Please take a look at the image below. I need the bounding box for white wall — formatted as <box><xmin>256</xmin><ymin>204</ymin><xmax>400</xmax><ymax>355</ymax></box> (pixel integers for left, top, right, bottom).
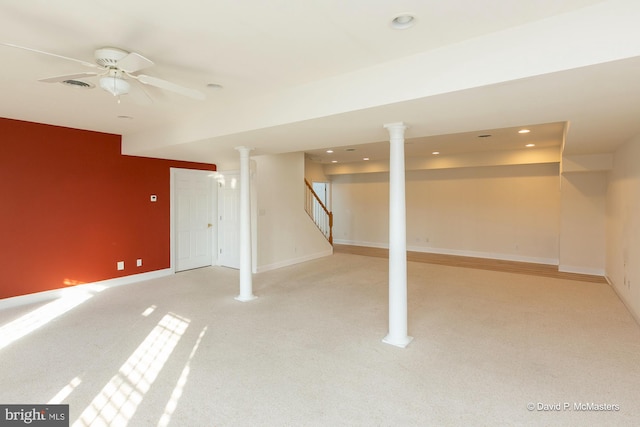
<box><xmin>332</xmin><ymin>172</ymin><xmax>390</xmax><ymax>247</ymax></box>
<box><xmin>606</xmin><ymin>134</ymin><xmax>640</xmax><ymax>321</ymax></box>
<box><xmin>304</xmin><ymin>158</ymin><xmax>329</xmax><ymax>183</ymax></box>
<box><xmin>558</xmin><ymin>172</ymin><xmax>607</xmax><ymax>275</ymax></box>
<box><xmin>332</xmin><ymin>163</ymin><xmax>561</xmax><ymax>264</ymax></box>
<box><xmin>254</xmin><ymin>152</ymin><xmax>333</xmax><ymax>272</ymax></box>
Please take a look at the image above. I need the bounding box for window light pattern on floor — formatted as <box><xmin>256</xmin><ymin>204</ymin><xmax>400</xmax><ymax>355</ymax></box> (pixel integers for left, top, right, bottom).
<box><xmin>0</xmin><ymin>287</ymin><xmax>100</xmax><ymax>351</ymax></box>
<box><xmin>158</xmin><ymin>326</ymin><xmax>208</xmax><ymax>427</ymax></box>
<box><xmin>48</xmin><ymin>376</ymin><xmax>82</xmax><ymax>404</ymax></box>
<box><xmin>73</xmin><ymin>313</ymin><xmax>190</xmax><ymax>427</ymax></box>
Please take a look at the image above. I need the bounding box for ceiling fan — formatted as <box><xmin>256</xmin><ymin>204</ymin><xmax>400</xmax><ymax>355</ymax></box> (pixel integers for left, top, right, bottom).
<box><xmin>2</xmin><ymin>43</ymin><xmax>205</xmax><ymax>101</ymax></box>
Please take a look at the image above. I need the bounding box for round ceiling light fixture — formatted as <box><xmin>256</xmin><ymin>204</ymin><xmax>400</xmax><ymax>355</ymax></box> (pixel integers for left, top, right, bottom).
<box><xmin>391</xmin><ymin>14</ymin><xmax>415</xmax><ymax>30</ymax></box>
<box><xmin>99</xmin><ymin>76</ymin><xmax>130</xmax><ymax>96</ymax></box>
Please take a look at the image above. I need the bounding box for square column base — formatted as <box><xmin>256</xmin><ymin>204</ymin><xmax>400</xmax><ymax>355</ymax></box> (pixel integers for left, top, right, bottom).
<box><xmin>235</xmin><ymin>295</ymin><xmax>258</xmax><ymax>302</ymax></box>
<box><xmin>382</xmin><ymin>335</ymin><xmax>413</xmax><ymax>348</ymax></box>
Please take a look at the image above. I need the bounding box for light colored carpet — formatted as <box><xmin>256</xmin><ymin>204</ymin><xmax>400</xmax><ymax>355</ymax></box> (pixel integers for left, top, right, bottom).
<box><xmin>1</xmin><ymin>252</ymin><xmax>639</xmax><ymax>426</ymax></box>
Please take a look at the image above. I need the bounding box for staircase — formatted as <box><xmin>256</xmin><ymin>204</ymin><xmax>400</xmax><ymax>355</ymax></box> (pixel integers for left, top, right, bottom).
<box><xmin>304</xmin><ymin>179</ymin><xmax>333</xmax><ymax>244</ymax></box>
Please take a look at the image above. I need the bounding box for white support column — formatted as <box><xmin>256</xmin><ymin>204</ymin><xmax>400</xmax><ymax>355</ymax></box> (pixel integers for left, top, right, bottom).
<box><xmin>382</xmin><ymin>122</ymin><xmax>413</xmax><ymax>348</ymax></box>
<box><xmin>235</xmin><ymin>146</ymin><xmax>257</xmax><ymax>302</ymax></box>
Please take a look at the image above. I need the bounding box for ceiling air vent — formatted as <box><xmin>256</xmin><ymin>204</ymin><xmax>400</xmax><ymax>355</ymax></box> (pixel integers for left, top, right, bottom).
<box><xmin>61</xmin><ymin>79</ymin><xmax>94</xmax><ymax>89</ymax></box>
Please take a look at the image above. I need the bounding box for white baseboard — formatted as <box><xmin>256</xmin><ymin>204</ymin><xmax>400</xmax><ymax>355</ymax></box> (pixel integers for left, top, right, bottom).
<box><xmin>334</xmin><ymin>240</ymin><xmax>558</xmax><ymax>265</ymax></box>
<box><xmin>558</xmin><ymin>265</ymin><xmax>605</xmax><ymax>276</ymax></box>
<box><xmin>606</xmin><ymin>275</ymin><xmax>640</xmax><ymax>327</ymax></box>
<box><xmin>334</xmin><ymin>239</ymin><xmax>388</xmax><ymax>249</ymax></box>
<box><xmin>0</xmin><ymin>269</ymin><xmax>173</xmax><ymax>310</ymax></box>
<box><xmin>407</xmin><ymin>245</ymin><xmax>559</xmax><ymax>265</ymax></box>
<box><xmin>256</xmin><ymin>249</ymin><xmax>333</xmax><ymax>273</ymax></box>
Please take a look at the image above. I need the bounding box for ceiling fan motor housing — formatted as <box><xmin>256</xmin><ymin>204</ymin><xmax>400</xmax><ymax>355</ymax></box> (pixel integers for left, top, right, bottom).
<box><xmin>94</xmin><ymin>47</ymin><xmax>128</xmax><ymax>68</ymax></box>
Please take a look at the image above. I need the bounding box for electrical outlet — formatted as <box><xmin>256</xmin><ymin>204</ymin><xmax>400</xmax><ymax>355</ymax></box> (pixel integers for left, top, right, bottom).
<box><xmin>137</xmin><ymin>259</ymin><xmax>143</xmax><ymax>267</ymax></box>
<box><xmin>117</xmin><ymin>261</ymin><xmax>125</xmax><ymax>271</ymax></box>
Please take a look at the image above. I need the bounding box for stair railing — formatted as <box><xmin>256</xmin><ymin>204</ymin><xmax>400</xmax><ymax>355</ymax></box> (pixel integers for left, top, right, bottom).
<box><xmin>304</xmin><ymin>179</ymin><xmax>333</xmax><ymax>245</ymax></box>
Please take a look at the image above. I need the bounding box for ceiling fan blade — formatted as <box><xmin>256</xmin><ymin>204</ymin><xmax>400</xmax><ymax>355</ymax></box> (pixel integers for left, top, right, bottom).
<box><xmin>129</xmin><ymin>80</ymin><xmax>156</xmax><ymax>105</ymax></box>
<box><xmin>136</xmin><ymin>74</ymin><xmax>205</xmax><ymax>100</ymax></box>
<box><xmin>117</xmin><ymin>52</ymin><xmax>154</xmax><ymax>73</ymax></box>
<box><xmin>39</xmin><ymin>72</ymin><xmax>100</xmax><ymax>83</ymax></box>
<box><xmin>2</xmin><ymin>43</ymin><xmax>99</xmax><ymax>69</ymax></box>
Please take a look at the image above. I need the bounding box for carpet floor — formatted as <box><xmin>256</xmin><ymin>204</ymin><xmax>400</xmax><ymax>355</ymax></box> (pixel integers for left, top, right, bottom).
<box><xmin>1</xmin><ymin>252</ymin><xmax>639</xmax><ymax>426</ymax></box>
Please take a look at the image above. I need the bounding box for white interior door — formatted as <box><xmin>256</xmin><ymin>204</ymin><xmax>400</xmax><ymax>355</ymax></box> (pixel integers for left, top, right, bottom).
<box><xmin>312</xmin><ymin>182</ymin><xmax>328</xmax><ymax>207</ymax></box>
<box><xmin>175</xmin><ymin>169</ymin><xmax>213</xmax><ymax>272</ymax></box>
<box><xmin>217</xmin><ymin>172</ymin><xmax>240</xmax><ymax>269</ymax></box>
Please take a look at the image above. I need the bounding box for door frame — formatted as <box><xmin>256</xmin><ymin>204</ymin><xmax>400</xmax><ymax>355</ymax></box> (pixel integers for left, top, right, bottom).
<box><xmin>312</xmin><ymin>181</ymin><xmax>330</xmax><ymax>210</ymax></box>
<box><xmin>215</xmin><ymin>170</ymin><xmax>241</xmax><ymax>269</ymax></box>
<box><xmin>170</xmin><ymin>168</ymin><xmax>218</xmax><ymax>273</ymax></box>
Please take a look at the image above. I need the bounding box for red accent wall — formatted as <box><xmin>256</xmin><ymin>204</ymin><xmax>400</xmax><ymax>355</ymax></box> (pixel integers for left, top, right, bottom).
<box><xmin>0</xmin><ymin>117</ymin><xmax>216</xmax><ymax>299</ymax></box>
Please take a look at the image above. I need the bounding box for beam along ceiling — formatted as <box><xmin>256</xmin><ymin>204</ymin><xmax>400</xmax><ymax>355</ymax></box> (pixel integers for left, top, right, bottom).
<box><xmin>2</xmin><ymin>0</ymin><xmax>640</xmax><ymax>168</ymax></box>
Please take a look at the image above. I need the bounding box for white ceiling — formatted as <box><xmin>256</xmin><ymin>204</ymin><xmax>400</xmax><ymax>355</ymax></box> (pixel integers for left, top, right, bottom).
<box><xmin>2</xmin><ymin>0</ymin><xmax>640</xmax><ymax>168</ymax></box>
<box><xmin>306</xmin><ymin>122</ymin><xmax>565</xmax><ymax>164</ymax></box>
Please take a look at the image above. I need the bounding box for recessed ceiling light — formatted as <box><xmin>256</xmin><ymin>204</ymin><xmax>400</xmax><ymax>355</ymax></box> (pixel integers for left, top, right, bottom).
<box><xmin>526</xmin><ymin>143</ymin><xmax>535</xmax><ymax>147</ymax></box>
<box><xmin>432</xmin><ymin>151</ymin><xmax>440</xmax><ymax>155</ymax></box>
<box><xmin>391</xmin><ymin>14</ymin><xmax>416</xmax><ymax>30</ymax></box>
<box><xmin>363</xmin><ymin>157</ymin><xmax>370</xmax><ymax>161</ymax></box>
<box><xmin>326</xmin><ymin>150</ymin><xmax>334</xmax><ymax>153</ymax></box>
<box><xmin>331</xmin><ymin>160</ymin><xmax>338</xmax><ymax>163</ymax></box>
<box><xmin>518</xmin><ymin>129</ymin><xmax>531</xmax><ymax>134</ymax></box>
<box><xmin>478</xmin><ymin>134</ymin><xmax>492</xmax><ymax>138</ymax></box>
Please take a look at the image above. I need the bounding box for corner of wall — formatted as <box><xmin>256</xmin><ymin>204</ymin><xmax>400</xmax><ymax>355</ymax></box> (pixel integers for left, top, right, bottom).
<box><xmin>605</xmin><ymin>133</ymin><xmax>640</xmax><ymax>324</ymax></box>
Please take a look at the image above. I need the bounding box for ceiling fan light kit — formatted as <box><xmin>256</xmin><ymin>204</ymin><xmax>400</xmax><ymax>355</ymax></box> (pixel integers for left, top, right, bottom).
<box><xmin>99</xmin><ymin>75</ymin><xmax>130</xmax><ymax>96</ymax></box>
